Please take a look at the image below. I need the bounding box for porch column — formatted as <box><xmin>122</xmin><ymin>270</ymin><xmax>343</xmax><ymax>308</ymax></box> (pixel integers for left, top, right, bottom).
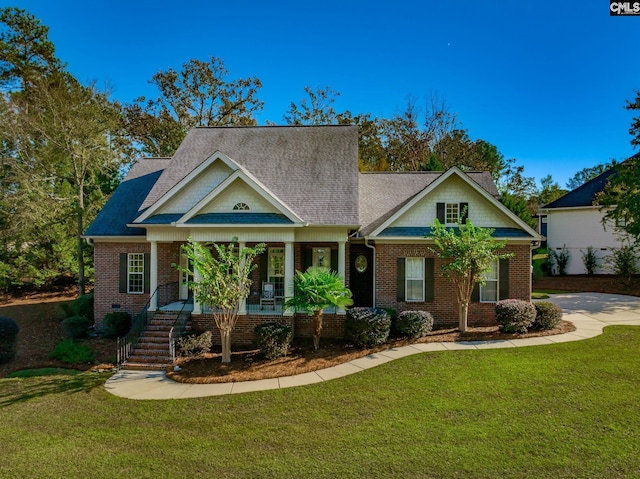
<box><xmin>239</xmin><ymin>241</ymin><xmax>247</xmax><ymax>315</ymax></box>
<box><xmin>337</xmin><ymin>240</ymin><xmax>346</xmax><ymax>314</ymax></box>
<box><xmin>192</xmin><ymin>243</ymin><xmax>203</xmax><ymax>315</ymax></box>
<box><xmin>149</xmin><ymin>241</ymin><xmax>158</xmax><ymax>311</ymax></box>
<box><xmin>284</xmin><ymin>241</ymin><xmax>294</xmax><ymax>316</ymax></box>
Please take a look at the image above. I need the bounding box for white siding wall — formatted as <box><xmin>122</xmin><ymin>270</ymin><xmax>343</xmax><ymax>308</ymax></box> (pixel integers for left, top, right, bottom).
<box><xmin>161</xmin><ymin>162</ymin><xmax>232</xmax><ymax>214</ymax></box>
<box><xmin>546</xmin><ymin>208</ymin><xmax>629</xmax><ymax>274</ymax></box>
<box><xmin>391</xmin><ymin>176</ymin><xmax>517</xmax><ymax>229</ymax></box>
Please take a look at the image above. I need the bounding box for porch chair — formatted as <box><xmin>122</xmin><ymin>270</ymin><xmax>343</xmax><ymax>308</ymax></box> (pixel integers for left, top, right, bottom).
<box><xmin>260</xmin><ymin>282</ymin><xmax>276</xmax><ymax>310</ymax></box>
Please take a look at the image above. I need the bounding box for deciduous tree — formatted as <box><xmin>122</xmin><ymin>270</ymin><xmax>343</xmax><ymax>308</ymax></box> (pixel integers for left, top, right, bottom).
<box><xmin>124</xmin><ymin>56</ymin><xmax>263</xmax><ymax>156</ymax></box>
<box><xmin>429</xmin><ymin>216</ymin><xmax>512</xmax><ymax>332</ymax></box>
<box><xmin>177</xmin><ymin>239</ymin><xmax>265</xmax><ymax>363</ymax></box>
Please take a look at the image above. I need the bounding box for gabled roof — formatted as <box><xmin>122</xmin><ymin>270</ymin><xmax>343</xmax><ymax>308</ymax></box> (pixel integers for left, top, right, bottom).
<box><xmin>543</xmin><ymin>153</ymin><xmax>639</xmax><ymax>209</ymax></box>
<box><xmin>84</xmin><ymin>158</ymin><xmax>169</xmax><ymax>237</ymax></box>
<box><xmin>140</xmin><ymin>125</ymin><xmax>359</xmax><ymax>226</ymax></box>
<box><xmin>358</xmin><ymin>168</ymin><xmax>508</xmax><ymax>237</ymax></box>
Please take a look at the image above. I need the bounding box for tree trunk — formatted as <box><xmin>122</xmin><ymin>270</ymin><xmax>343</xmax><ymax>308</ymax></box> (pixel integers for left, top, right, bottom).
<box><xmin>220</xmin><ymin>328</ymin><xmax>232</xmax><ymax>363</ymax></box>
<box><xmin>76</xmin><ymin>203</ymin><xmax>85</xmax><ymax>296</ymax></box>
<box><xmin>312</xmin><ymin>309</ymin><xmax>323</xmax><ymax>350</ymax></box>
<box><xmin>459</xmin><ymin>301</ymin><xmax>468</xmax><ymax>332</ymax></box>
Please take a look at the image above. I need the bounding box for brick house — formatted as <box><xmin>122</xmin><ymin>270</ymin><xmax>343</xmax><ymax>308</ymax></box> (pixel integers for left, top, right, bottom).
<box><xmin>85</xmin><ymin>125</ymin><xmax>540</xmax><ymax>344</ymax></box>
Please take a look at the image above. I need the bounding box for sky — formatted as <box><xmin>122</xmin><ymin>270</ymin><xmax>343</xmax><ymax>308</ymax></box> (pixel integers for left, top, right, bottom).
<box><xmin>4</xmin><ymin>0</ymin><xmax>640</xmax><ymax>188</ymax></box>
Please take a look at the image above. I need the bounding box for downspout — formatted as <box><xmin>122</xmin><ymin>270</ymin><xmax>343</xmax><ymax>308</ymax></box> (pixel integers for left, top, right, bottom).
<box><xmin>364</xmin><ymin>237</ymin><xmax>376</xmax><ymax>307</ymax></box>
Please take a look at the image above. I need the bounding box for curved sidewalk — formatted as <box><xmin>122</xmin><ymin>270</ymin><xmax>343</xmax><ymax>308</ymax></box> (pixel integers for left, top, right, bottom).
<box><xmin>104</xmin><ymin>292</ymin><xmax>640</xmax><ymax>400</ymax></box>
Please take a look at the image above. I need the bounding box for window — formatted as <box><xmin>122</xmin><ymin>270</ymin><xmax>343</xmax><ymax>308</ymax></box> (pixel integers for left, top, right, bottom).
<box><xmin>405</xmin><ymin>258</ymin><xmax>425</xmax><ymax>302</ymax></box>
<box><xmin>445</xmin><ymin>203</ymin><xmax>459</xmax><ymax>224</ymax></box>
<box><xmin>312</xmin><ymin>248</ymin><xmax>331</xmax><ymax>270</ymax></box>
<box><xmin>480</xmin><ymin>260</ymin><xmax>499</xmax><ymax>302</ymax></box>
<box><xmin>128</xmin><ymin>253</ymin><xmax>144</xmax><ymax>294</ymax></box>
<box><xmin>268</xmin><ymin>247</ymin><xmax>285</xmax><ymax>297</ymax></box>
<box><xmin>233</xmin><ymin>202</ymin><xmax>250</xmax><ymax>211</ymax></box>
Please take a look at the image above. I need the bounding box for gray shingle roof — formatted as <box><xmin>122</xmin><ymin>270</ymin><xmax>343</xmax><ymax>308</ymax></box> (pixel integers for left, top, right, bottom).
<box><xmin>84</xmin><ymin>159</ymin><xmax>169</xmax><ymax>236</ymax></box>
<box><xmin>378</xmin><ymin>226</ymin><xmax>533</xmax><ymax>238</ymax></box>
<box><xmin>141</xmin><ymin>125</ymin><xmax>359</xmax><ymax>226</ymax></box>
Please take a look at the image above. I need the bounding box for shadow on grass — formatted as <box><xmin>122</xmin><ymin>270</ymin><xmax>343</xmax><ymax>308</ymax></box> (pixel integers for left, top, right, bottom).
<box><xmin>0</xmin><ymin>371</ymin><xmax>111</xmax><ymax>407</ymax></box>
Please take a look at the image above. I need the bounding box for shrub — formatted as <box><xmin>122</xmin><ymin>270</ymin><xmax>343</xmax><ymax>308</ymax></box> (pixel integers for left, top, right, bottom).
<box><xmin>550</xmin><ymin>245</ymin><xmax>570</xmax><ymax>276</ymax></box>
<box><xmin>72</xmin><ymin>292</ymin><xmax>94</xmax><ymax>322</ymax></box>
<box><xmin>102</xmin><ymin>311</ymin><xmax>132</xmax><ymax>339</ymax></box>
<box><xmin>533</xmin><ymin>301</ymin><xmax>563</xmax><ymax>330</ymax></box>
<box><xmin>59</xmin><ymin>292</ymin><xmax>94</xmax><ymax>321</ymax></box>
<box><xmin>254</xmin><ymin>323</ymin><xmax>292</xmax><ymax>359</ymax></box>
<box><xmin>62</xmin><ymin>315</ymin><xmax>93</xmax><ymax>339</ymax></box>
<box><xmin>177</xmin><ymin>331</ymin><xmax>213</xmax><ymax>358</ymax></box>
<box><xmin>608</xmin><ymin>243</ymin><xmax>638</xmax><ymax>287</ymax></box>
<box><xmin>49</xmin><ymin>339</ymin><xmax>95</xmax><ymax>364</ymax></box>
<box><xmin>394</xmin><ymin>311</ymin><xmax>434</xmax><ymax>339</ymax></box>
<box><xmin>345</xmin><ymin>308</ymin><xmax>391</xmax><ymax>347</ymax></box>
<box><xmin>581</xmin><ymin>247</ymin><xmax>598</xmax><ymax>275</ymax></box>
<box><xmin>0</xmin><ymin>316</ymin><xmax>19</xmax><ymax>363</ymax></box>
<box><xmin>495</xmin><ymin>299</ymin><xmax>536</xmax><ymax>333</ymax></box>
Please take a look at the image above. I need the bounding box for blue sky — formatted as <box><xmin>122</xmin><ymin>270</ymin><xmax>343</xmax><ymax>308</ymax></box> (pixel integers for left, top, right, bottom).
<box><xmin>4</xmin><ymin>0</ymin><xmax>640</xmax><ymax>188</ymax></box>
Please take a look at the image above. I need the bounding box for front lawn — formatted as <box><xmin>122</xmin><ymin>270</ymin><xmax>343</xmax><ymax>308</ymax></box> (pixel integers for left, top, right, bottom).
<box><xmin>1</xmin><ymin>326</ymin><xmax>638</xmax><ymax>478</ymax></box>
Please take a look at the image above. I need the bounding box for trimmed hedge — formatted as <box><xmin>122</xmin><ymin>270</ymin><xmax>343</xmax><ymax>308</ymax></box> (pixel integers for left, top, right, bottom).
<box><xmin>533</xmin><ymin>301</ymin><xmax>563</xmax><ymax>330</ymax></box>
<box><xmin>345</xmin><ymin>308</ymin><xmax>391</xmax><ymax>347</ymax></box>
<box><xmin>102</xmin><ymin>311</ymin><xmax>132</xmax><ymax>339</ymax></box>
<box><xmin>495</xmin><ymin>299</ymin><xmax>536</xmax><ymax>333</ymax></box>
<box><xmin>0</xmin><ymin>316</ymin><xmax>19</xmax><ymax>363</ymax></box>
<box><xmin>72</xmin><ymin>293</ymin><xmax>94</xmax><ymax>322</ymax></box>
<box><xmin>394</xmin><ymin>311</ymin><xmax>434</xmax><ymax>339</ymax></box>
<box><xmin>62</xmin><ymin>315</ymin><xmax>93</xmax><ymax>339</ymax></box>
<box><xmin>254</xmin><ymin>322</ymin><xmax>292</xmax><ymax>359</ymax></box>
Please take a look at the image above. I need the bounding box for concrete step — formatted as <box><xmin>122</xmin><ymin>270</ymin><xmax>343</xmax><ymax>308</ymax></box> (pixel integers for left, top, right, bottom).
<box><xmin>122</xmin><ymin>362</ymin><xmax>168</xmax><ymax>371</ymax></box>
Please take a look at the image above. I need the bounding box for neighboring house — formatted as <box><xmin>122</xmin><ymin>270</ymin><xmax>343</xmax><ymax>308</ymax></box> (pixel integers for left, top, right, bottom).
<box><xmin>539</xmin><ymin>160</ymin><xmax>635</xmax><ymax>275</ymax></box>
<box><xmin>85</xmin><ymin>125</ymin><xmax>540</xmax><ymax>343</ymax></box>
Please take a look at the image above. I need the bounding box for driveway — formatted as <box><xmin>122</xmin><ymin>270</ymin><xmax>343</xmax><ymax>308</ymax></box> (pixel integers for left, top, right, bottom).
<box><xmin>538</xmin><ymin>292</ymin><xmax>640</xmax><ymax>326</ymax></box>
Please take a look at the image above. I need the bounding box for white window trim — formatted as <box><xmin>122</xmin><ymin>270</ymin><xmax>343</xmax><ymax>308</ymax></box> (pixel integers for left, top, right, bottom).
<box><xmin>127</xmin><ymin>253</ymin><xmax>144</xmax><ymax>294</ymax></box>
<box><xmin>405</xmin><ymin>257</ymin><xmax>425</xmax><ymax>302</ymax></box>
<box><xmin>445</xmin><ymin>203</ymin><xmax>459</xmax><ymax>225</ymax></box>
<box><xmin>479</xmin><ymin>260</ymin><xmax>499</xmax><ymax>303</ymax></box>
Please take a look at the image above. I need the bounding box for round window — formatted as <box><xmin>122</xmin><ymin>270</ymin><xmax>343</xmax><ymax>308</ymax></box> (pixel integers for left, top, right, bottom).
<box><xmin>355</xmin><ymin>255</ymin><xmax>368</xmax><ymax>273</ymax></box>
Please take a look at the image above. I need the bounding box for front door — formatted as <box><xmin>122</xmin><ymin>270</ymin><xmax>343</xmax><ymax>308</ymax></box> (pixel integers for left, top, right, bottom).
<box><xmin>349</xmin><ymin>244</ymin><xmax>374</xmax><ymax>307</ymax></box>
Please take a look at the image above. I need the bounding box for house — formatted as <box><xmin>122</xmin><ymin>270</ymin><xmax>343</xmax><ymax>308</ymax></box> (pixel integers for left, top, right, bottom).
<box><xmin>85</xmin><ymin>125</ymin><xmax>540</xmax><ymax>344</ymax></box>
<box><xmin>539</xmin><ymin>158</ymin><xmax>636</xmax><ymax>275</ymax></box>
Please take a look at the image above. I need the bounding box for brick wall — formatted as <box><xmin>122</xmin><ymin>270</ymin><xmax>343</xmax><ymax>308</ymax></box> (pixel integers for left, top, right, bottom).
<box><xmin>374</xmin><ymin>243</ymin><xmax>531</xmax><ymax>327</ymax></box>
<box><xmin>93</xmin><ymin>241</ymin><xmax>182</xmax><ymax>325</ymax></box>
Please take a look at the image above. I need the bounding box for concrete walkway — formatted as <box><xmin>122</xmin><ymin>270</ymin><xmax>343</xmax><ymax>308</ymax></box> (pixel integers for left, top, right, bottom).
<box><xmin>104</xmin><ymin>292</ymin><xmax>640</xmax><ymax>400</ymax></box>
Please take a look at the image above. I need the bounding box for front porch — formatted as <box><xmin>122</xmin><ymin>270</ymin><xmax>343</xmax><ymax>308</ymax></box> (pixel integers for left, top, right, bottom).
<box><xmin>160</xmin><ymin>300</ymin><xmax>340</xmax><ymax>316</ymax></box>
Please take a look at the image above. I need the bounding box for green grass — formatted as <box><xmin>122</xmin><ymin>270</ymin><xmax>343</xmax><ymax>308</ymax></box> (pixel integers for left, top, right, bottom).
<box><xmin>1</xmin><ymin>327</ymin><xmax>639</xmax><ymax>478</ymax></box>
<box><xmin>5</xmin><ymin>368</ymin><xmax>82</xmax><ymax>379</ymax></box>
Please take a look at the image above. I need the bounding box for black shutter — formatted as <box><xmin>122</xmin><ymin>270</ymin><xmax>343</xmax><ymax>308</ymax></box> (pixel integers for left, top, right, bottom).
<box><xmin>119</xmin><ymin>253</ymin><xmax>127</xmax><ymax>293</ymax></box>
<box><xmin>499</xmin><ymin>258</ymin><xmax>510</xmax><ymax>300</ymax></box>
<box><xmin>331</xmin><ymin>249</ymin><xmax>338</xmax><ymax>272</ymax></box>
<box><xmin>425</xmin><ymin>258</ymin><xmax>435</xmax><ymax>302</ymax></box>
<box><xmin>303</xmin><ymin>248</ymin><xmax>312</xmax><ymax>271</ymax></box>
<box><xmin>397</xmin><ymin>258</ymin><xmax>405</xmax><ymax>302</ymax></box>
<box><xmin>260</xmin><ymin>251</ymin><xmax>269</xmax><ymax>283</ymax></box>
<box><xmin>436</xmin><ymin>202</ymin><xmax>445</xmax><ymax>223</ymax></box>
<box><xmin>144</xmin><ymin>253</ymin><xmax>151</xmax><ymax>294</ymax></box>
<box><xmin>471</xmin><ymin>283</ymin><xmax>480</xmax><ymax>302</ymax></box>
<box><xmin>460</xmin><ymin>202</ymin><xmax>469</xmax><ymax>224</ymax></box>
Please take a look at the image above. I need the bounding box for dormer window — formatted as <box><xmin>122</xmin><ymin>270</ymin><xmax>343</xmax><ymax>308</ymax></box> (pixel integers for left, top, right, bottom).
<box><xmin>233</xmin><ymin>202</ymin><xmax>250</xmax><ymax>211</ymax></box>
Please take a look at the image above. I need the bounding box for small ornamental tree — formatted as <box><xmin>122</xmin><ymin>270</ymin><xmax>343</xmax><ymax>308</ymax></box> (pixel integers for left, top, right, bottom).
<box><xmin>176</xmin><ymin>238</ymin><xmax>265</xmax><ymax>363</ymax></box>
<box><xmin>429</xmin><ymin>217</ymin><xmax>513</xmax><ymax>332</ymax></box>
<box><xmin>285</xmin><ymin>266</ymin><xmax>353</xmax><ymax>350</ymax></box>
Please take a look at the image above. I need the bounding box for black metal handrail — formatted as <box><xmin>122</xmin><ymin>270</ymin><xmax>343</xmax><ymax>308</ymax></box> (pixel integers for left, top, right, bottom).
<box><xmin>116</xmin><ymin>282</ymin><xmax>179</xmax><ymax>368</ymax></box>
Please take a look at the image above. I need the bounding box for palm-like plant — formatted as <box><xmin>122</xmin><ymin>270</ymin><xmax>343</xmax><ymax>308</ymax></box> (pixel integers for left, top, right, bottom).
<box><xmin>285</xmin><ymin>267</ymin><xmax>353</xmax><ymax>350</ymax></box>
